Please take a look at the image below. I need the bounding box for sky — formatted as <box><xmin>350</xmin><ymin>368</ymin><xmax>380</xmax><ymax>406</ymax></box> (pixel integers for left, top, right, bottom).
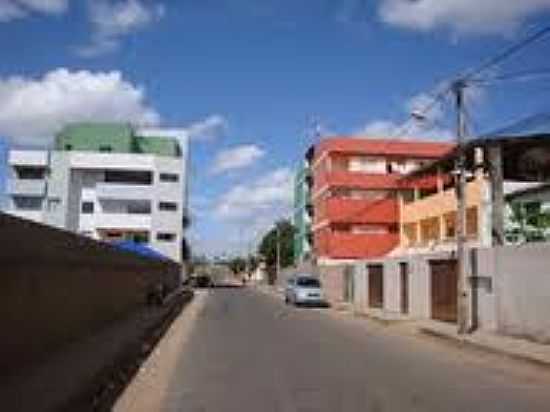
<box><xmin>1</xmin><ymin>0</ymin><xmax>550</xmax><ymax>257</ymax></box>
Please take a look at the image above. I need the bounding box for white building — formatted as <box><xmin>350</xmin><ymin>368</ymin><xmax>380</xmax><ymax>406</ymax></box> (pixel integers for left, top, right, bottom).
<box><xmin>5</xmin><ymin>123</ymin><xmax>189</xmax><ymax>263</ymax></box>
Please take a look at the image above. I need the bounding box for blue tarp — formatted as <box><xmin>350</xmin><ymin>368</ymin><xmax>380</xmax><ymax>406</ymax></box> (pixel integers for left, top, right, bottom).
<box><xmin>111</xmin><ymin>240</ymin><xmax>168</xmax><ymax>261</ymax></box>
<box><xmin>477</xmin><ymin>112</ymin><xmax>550</xmax><ymax>142</ymax></box>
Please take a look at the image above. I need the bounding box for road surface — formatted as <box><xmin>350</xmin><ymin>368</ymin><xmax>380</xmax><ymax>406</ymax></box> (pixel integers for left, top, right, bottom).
<box><xmin>138</xmin><ymin>288</ymin><xmax>550</xmax><ymax>411</ymax></box>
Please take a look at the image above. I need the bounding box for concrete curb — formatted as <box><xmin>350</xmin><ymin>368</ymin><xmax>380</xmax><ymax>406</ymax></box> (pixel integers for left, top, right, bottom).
<box><xmin>419</xmin><ymin>327</ymin><xmax>550</xmax><ymax>369</ymax></box>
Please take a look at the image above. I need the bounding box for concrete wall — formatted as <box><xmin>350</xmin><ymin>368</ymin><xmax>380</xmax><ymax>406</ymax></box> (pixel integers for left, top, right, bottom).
<box><xmin>354</xmin><ymin>243</ymin><xmax>550</xmax><ymax>344</ymax></box>
<box><xmin>353</xmin><ymin>251</ymin><xmax>455</xmax><ymax>320</ymax></box>
<box><xmin>318</xmin><ymin>264</ymin><xmax>347</xmax><ymax>306</ymax></box>
<box><xmin>478</xmin><ymin>243</ymin><xmax>550</xmax><ymax>343</ymax></box>
<box><xmin>0</xmin><ymin>212</ymin><xmax>180</xmax><ymax>376</ymax></box>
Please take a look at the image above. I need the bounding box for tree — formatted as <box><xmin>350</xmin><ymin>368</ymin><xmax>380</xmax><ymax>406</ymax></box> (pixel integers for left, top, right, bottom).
<box><xmin>228</xmin><ymin>256</ymin><xmax>247</xmax><ymax>275</ymax></box>
<box><xmin>258</xmin><ymin>219</ymin><xmax>295</xmax><ymax>276</ymax></box>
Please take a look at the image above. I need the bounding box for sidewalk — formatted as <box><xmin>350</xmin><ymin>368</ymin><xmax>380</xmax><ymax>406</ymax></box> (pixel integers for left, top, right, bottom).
<box><xmin>418</xmin><ymin>320</ymin><xmax>550</xmax><ymax>368</ymax></box>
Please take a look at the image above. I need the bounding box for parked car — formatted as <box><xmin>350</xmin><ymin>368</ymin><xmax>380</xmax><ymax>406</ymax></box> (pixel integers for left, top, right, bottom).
<box><xmin>284</xmin><ymin>274</ymin><xmax>327</xmax><ymax>307</ymax></box>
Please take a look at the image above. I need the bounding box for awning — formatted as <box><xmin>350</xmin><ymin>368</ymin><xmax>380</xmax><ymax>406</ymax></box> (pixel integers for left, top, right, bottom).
<box><xmin>404</xmin><ymin>112</ymin><xmax>550</xmax><ymax>182</ymax></box>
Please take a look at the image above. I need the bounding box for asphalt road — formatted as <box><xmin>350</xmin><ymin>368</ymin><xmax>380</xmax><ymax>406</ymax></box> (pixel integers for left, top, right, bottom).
<box><xmin>162</xmin><ymin>287</ymin><xmax>550</xmax><ymax>412</ymax></box>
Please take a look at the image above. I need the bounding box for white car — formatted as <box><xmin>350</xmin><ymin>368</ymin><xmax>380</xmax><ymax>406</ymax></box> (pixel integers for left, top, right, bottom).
<box><xmin>284</xmin><ymin>274</ymin><xmax>327</xmax><ymax>307</ymax></box>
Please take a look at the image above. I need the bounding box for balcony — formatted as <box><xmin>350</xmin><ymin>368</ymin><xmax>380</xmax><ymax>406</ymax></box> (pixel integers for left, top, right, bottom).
<box><xmin>95</xmin><ymin>183</ymin><xmax>152</xmax><ymax>201</ymax></box>
<box><xmin>314</xmin><ymin>171</ymin><xmax>406</xmax><ymax>193</ymax></box>
<box><xmin>93</xmin><ymin>213</ymin><xmax>151</xmax><ymax>230</ymax></box>
<box><xmin>7</xmin><ymin>179</ymin><xmax>46</xmax><ymax>196</ymax></box>
<box><xmin>8</xmin><ymin>150</ymin><xmax>48</xmax><ymax>167</ymax></box>
<box><xmin>323</xmin><ymin>197</ymin><xmax>398</xmax><ymax>225</ymax></box>
<box><xmin>318</xmin><ymin>232</ymin><xmax>399</xmax><ymax>259</ymax></box>
<box><xmin>6</xmin><ymin>210</ymin><xmax>43</xmax><ymax>223</ymax></box>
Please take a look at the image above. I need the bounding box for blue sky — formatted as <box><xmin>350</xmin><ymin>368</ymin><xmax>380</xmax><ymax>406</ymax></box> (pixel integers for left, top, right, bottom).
<box><xmin>1</xmin><ymin>0</ymin><xmax>550</xmax><ymax>256</ymax></box>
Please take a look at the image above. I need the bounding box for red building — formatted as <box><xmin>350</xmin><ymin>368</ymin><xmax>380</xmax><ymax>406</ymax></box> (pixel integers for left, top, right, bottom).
<box><xmin>309</xmin><ymin>138</ymin><xmax>453</xmax><ymax>262</ymax></box>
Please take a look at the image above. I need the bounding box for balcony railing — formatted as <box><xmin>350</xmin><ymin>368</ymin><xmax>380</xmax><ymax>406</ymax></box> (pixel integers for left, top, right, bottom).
<box><xmin>7</xmin><ymin>179</ymin><xmax>46</xmax><ymax>196</ymax></box>
<box><xmin>95</xmin><ymin>183</ymin><xmax>152</xmax><ymax>200</ymax></box>
<box><xmin>93</xmin><ymin>213</ymin><xmax>151</xmax><ymax>230</ymax></box>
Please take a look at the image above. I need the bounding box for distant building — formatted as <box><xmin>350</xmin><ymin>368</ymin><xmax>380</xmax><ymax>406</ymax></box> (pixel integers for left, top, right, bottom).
<box><xmin>504</xmin><ymin>183</ymin><xmax>550</xmax><ymax>244</ymax></box>
<box><xmin>293</xmin><ymin>137</ymin><xmax>453</xmax><ymax>265</ymax></box>
<box><xmin>6</xmin><ymin>123</ymin><xmax>189</xmax><ymax>262</ymax></box>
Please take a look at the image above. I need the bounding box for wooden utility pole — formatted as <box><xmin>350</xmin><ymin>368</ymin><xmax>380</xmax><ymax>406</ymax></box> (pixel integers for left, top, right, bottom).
<box><xmin>488</xmin><ymin>145</ymin><xmax>505</xmax><ymax>246</ymax></box>
<box><xmin>453</xmin><ymin>80</ymin><xmax>469</xmax><ymax>335</ymax></box>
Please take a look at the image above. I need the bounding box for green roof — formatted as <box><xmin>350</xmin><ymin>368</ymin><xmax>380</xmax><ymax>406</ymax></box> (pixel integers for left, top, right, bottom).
<box><xmin>134</xmin><ymin>135</ymin><xmax>181</xmax><ymax>157</ymax></box>
<box><xmin>54</xmin><ymin>123</ymin><xmax>180</xmax><ymax>157</ymax></box>
<box><xmin>56</xmin><ymin>123</ymin><xmax>133</xmax><ymax>152</ymax></box>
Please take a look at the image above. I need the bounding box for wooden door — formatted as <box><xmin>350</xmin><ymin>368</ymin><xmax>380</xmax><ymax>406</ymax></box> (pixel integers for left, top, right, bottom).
<box><xmin>368</xmin><ymin>264</ymin><xmax>383</xmax><ymax>309</ymax></box>
<box><xmin>400</xmin><ymin>262</ymin><xmax>409</xmax><ymax>314</ymax></box>
<box><xmin>430</xmin><ymin>260</ymin><xmax>458</xmax><ymax>323</ymax></box>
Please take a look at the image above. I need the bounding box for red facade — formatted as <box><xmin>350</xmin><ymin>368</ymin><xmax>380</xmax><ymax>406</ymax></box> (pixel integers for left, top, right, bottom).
<box><xmin>310</xmin><ymin>137</ymin><xmax>453</xmax><ymax>260</ymax></box>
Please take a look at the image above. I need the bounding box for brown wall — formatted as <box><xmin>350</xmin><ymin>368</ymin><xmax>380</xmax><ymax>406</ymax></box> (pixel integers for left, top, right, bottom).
<box><xmin>0</xmin><ymin>212</ymin><xmax>180</xmax><ymax>375</ymax></box>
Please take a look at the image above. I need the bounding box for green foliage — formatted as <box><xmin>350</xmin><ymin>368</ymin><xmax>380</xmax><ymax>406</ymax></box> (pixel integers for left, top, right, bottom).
<box><xmin>228</xmin><ymin>256</ymin><xmax>247</xmax><ymax>274</ymax></box>
<box><xmin>506</xmin><ymin>201</ymin><xmax>550</xmax><ymax>243</ymax></box>
<box><xmin>258</xmin><ymin>219</ymin><xmax>295</xmax><ymax>271</ymax></box>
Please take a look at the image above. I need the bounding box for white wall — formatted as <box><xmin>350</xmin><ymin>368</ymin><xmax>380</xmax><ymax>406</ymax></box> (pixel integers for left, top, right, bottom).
<box><xmin>478</xmin><ymin>243</ymin><xmax>550</xmax><ymax>343</ymax></box>
<box><xmin>348</xmin><ymin>156</ymin><xmax>386</xmax><ymax>173</ymax></box>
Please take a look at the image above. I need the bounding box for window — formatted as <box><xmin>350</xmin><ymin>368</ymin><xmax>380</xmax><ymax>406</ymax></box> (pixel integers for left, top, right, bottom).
<box><xmin>81</xmin><ymin>201</ymin><xmax>94</xmax><ymax>214</ymax></box>
<box><xmin>13</xmin><ymin>196</ymin><xmax>42</xmax><ymax>210</ymax></box>
<box><xmin>157</xmin><ymin>232</ymin><xmax>176</xmax><ymax>242</ymax></box>
<box><xmin>466</xmin><ymin>207</ymin><xmax>478</xmax><ymax>238</ymax></box>
<box><xmin>47</xmin><ymin>198</ymin><xmax>61</xmax><ymax>211</ymax></box>
<box><xmin>105</xmin><ymin>231</ymin><xmax>123</xmax><ymax>240</ymax></box>
<box><xmin>296</xmin><ymin>277</ymin><xmax>321</xmax><ymax>288</ymax></box>
<box><xmin>16</xmin><ymin>166</ymin><xmax>45</xmax><ymax>179</ymax></box>
<box><xmin>524</xmin><ymin>201</ymin><xmax>541</xmax><ymax>226</ymax></box>
<box><xmin>64</xmin><ymin>144</ymin><xmax>72</xmax><ymax>151</ymax></box>
<box><xmin>131</xmin><ymin>232</ymin><xmax>150</xmax><ymax>244</ymax></box>
<box><xmin>104</xmin><ymin>170</ymin><xmax>152</xmax><ymax>185</ymax></box>
<box><xmin>99</xmin><ymin>145</ymin><xmax>112</xmax><ymax>152</ymax></box>
<box><xmin>159</xmin><ymin>173</ymin><xmax>179</xmax><ymax>182</ymax></box>
<box><xmin>159</xmin><ymin>201</ymin><xmax>178</xmax><ymax>211</ymax></box>
<box><xmin>444</xmin><ymin>212</ymin><xmax>456</xmax><ymax>239</ymax></box>
<box><xmin>127</xmin><ymin>201</ymin><xmax>151</xmax><ymax>214</ymax></box>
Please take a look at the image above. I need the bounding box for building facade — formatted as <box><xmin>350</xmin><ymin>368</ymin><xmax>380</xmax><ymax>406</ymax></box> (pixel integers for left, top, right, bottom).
<box><xmin>293</xmin><ymin>157</ymin><xmax>314</xmax><ymax>264</ymax></box>
<box><xmin>6</xmin><ymin>123</ymin><xmax>188</xmax><ymax>263</ymax></box>
<box><xmin>303</xmin><ymin>138</ymin><xmax>453</xmax><ymax>264</ymax></box>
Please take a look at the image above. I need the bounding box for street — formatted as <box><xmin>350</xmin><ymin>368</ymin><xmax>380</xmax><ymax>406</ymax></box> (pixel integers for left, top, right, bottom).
<box><xmin>126</xmin><ymin>287</ymin><xmax>550</xmax><ymax>412</ymax></box>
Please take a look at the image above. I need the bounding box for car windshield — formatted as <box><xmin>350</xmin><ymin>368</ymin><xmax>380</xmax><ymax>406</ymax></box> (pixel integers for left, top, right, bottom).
<box><xmin>296</xmin><ymin>278</ymin><xmax>320</xmax><ymax>288</ymax></box>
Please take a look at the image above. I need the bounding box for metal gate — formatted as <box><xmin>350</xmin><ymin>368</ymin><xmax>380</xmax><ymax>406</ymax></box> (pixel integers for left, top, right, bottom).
<box><xmin>430</xmin><ymin>259</ymin><xmax>458</xmax><ymax>323</ymax></box>
<box><xmin>368</xmin><ymin>264</ymin><xmax>383</xmax><ymax>309</ymax></box>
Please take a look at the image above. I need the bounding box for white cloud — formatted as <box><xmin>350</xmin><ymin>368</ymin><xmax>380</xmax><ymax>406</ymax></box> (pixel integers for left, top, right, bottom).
<box><xmin>0</xmin><ymin>0</ymin><xmax>68</xmax><ymax>21</ymax></box>
<box><xmin>0</xmin><ymin>68</ymin><xmax>159</xmax><ymax>146</ymax></box>
<box><xmin>357</xmin><ymin>83</ymin><xmax>486</xmax><ymax>140</ymax></box>
<box><xmin>379</xmin><ymin>0</ymin><xmax>550</xmax><ymax>35</ymax></box>
<box><xmin>213</xmin><ymin>167</ymin><xmax>293</xmax><ymax>221</ymax></box>
<box><xmin>210</xmin><ymin>144</ymin><xmax>265</xmax><ymax>174</ymax></box>
<box><xmin>186</xmin><ymin>114</ymin><xmax>228</xmax><ymax>141</ymax></box>
<box><xmin>76</xmin><ymin>0</ymin><xmax>165</xmax><ymax>57</ymax></box>
<box><xmin>357</xmin><ymin>90</ymin><xmax>454</xmax><ymax>140</ymax></box>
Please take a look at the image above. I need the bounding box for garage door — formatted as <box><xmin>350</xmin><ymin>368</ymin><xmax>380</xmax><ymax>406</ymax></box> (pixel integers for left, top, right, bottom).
<box><xmin>430</xmin><ymin>260</ymin><xmax>458</xmax><ymax>323</ymax></box>
<box><xmin>368</xmin><ymin>264</ymin><xmax>384</xmax><ymax>309</ymax></box>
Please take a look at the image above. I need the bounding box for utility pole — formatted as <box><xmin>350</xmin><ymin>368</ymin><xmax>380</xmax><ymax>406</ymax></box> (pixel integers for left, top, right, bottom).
<box><xmin>453</xmin><ymin>80</ymin><xmax>469</xmax><ymax>335</ymax></box>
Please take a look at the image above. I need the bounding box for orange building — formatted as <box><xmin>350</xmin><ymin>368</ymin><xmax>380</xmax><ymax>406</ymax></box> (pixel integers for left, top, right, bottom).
<box><xmin>308</xmin><ymin>138</ymin><xmax>454</xmax><ymax>262</ymax></box>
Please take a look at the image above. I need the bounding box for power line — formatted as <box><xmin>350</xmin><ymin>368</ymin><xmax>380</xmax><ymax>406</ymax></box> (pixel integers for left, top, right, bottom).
<box><xmin>469</xmin><ymin>67</ymin><xmax>550</xmax><ymax>85</ymax></box>
<box><xmin>392</xmin><ymin>25</ymin><xmax>550</xmax><ymax>138</ymax></box>
<box><xmin>463</xmin><ymin>25</ymin><xmax>550</xmax><ymax>82</ymax></box>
